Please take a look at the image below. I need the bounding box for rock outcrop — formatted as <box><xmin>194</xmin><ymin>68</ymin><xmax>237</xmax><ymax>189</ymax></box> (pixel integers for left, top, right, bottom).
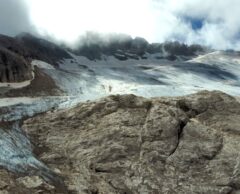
<box><xmin>3</xmin><ymin>66</ymin><xmax>63</xmax><ymax>97</ymax></box>
<box><xmin>71</xmin><ymin>33</ymin><xmax>204</xmax><ymax>61</ymax></box>
<box><xmin>5</xmin><ymin>90</ymin><xmax>237</xmax><ymax>194</ymax></box>
<box><xmin>0</xmin><ymin>169</ymin><xmax>58</xmax><ymax>194</ymax></box>
<box><xmin>0</xmin><ymin>47</ymin><xmax>32</xmax><ymax>82</ymax></box>
<box><xmin>0</xmin><ymin>33</ymin><xmax>72</xmax><ymax>83</ymax></box>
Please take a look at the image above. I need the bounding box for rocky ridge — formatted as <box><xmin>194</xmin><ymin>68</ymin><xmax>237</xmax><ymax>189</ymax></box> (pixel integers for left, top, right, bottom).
<box><xmin>0</xmin><ymin>91</ymin><xmax>236</xmax><ymax>194</ymax></box>
<box><xmin>73</xmin><ymin>34</ymin><xmax>204</xmax><ymax>61</ymax></box>
<box><xmin>0</xmin><ymin>47</ymin><xmax>32</xmax><ymax>82</ymax></box>
<box><xmin>0</xmin><ymin>33</ymin><xmax>72</xmax><ymax>83</ymax></box>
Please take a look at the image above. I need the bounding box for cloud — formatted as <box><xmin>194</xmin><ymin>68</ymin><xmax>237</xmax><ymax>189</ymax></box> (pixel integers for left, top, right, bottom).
<box><xmin>25</xmin><ymin>0</ymin><xmax>156</xmax><ymax>46</ymax></box>
<box><xmin>151</xmin><ymin>0</ymin><xmax>240</xmax><ymax>50</ymax></box>
<box><xmin>0</xmin><ymin>0</ymin><xmax>240</xmax><ymax>50</ymax></box>
<box><xmin>0</xmin><ymin>0</ymin><xmax>35</xmax><ymax>36</ymax></box>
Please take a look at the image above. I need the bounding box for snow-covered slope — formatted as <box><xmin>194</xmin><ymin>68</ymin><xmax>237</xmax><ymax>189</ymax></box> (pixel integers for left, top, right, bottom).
<box><xmin>1</xmin><ymin>51</ymin><xmax>240</xmax><ymax>121</ymax></box>
<box><xmin>43</xmin><ymin>51</ymin><xmax>240</xmax><ymax>99</ymax></box>
<box><xmin>1</xmin><ymin>49</ymin><xmax>240</xmax><ymax>187</ymax></box>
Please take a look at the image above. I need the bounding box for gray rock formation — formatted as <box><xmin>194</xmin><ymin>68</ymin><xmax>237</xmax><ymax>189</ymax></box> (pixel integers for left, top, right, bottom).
<box><xmin>0</xmin><ymin>47</ymin><xmax>32</xmax><ymax>82</ymax></box>
<box><xmin>0</xmin><ymin>33</ymin><xmax>72</xmax><ymax>83</ymax></box>
<box><xmin>9</xmin><ymin>91</ymin><xmax>238</xmax><ymax>194</ymax></box>
<box><xmin>72</xmin><ymin>33</ymin><xmax>204</xmax><ymax>61</ymax></box>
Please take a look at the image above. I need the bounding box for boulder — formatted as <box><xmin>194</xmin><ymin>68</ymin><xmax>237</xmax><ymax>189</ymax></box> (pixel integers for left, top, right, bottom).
<box><xmin>20</xmin><ymin>91</ymin><xmax>240</xmax><ymax>194</ymax></box>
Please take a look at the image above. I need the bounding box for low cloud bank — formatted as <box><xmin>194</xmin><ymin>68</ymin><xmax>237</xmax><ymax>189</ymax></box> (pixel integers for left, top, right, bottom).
<box><xmin>1</xmin><ymin>0</ymin><xmax>240</xmax><ymax>50</ymax></box>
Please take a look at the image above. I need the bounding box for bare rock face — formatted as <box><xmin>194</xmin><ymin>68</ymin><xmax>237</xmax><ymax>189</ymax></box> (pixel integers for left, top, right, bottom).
<box><xmin>0</xmin><ymin>169</ymin><xmax>57</xmax><ymax>194</ymax></box>
<box><xmin>0</xmin><ymin>33</ymin><xmax>72</xmax><ymax>83</ymax></box>
<box><xmin>73</xmin><ymin>33</ymin><xmax>204</xmax><ymax>61</ymax></box>
<box><xmin>0</xmin><ymin>47</ymin><xmax>32</xmax><ymax>82</ymax></box>
<box><xmin>3</xmin><ymin>66</ymin><xmax>63</xmax><ymax>97</ymax></box>
<box><xmin>16</xmin><ymin>91</ymin><xmax>240</xmax><ymax>193</ymax></box>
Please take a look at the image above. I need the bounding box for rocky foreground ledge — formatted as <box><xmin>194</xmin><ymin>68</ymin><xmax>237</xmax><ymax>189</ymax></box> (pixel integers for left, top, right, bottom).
<box><xmin>1</xmin><ymin>91</ymin><xmax>240</xmax><ymax>194</ymax></box>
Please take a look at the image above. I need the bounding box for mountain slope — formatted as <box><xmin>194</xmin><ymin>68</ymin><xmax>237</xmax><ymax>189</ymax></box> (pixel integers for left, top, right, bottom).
<box><xmin>16</xmin><ymin>33</ymin><xmax>72</xmax><ymax>66</ymax></box>
<box><xmin>72</xmin><ymin>34</ymin><xmax>204</xmax><ymax>61</ymax></box>
<box><xmin>0</xmin><ymin>34</ymin><xmax>240</xmax><ymax>194</ymax></box>
<box><xmin>0</xmin><ymin>33</ymin><xmax>72</xmax><ymax>84</ymax></box>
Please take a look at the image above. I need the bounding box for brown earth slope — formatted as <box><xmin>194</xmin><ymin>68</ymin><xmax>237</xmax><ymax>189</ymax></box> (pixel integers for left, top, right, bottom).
<box><xmin>3</xmin><ymin>67</ymin><xmax>63</xmax><ymax>97</ymax></box>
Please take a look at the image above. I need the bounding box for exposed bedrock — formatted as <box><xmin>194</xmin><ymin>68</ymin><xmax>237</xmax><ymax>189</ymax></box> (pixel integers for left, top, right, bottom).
<box><xmin>0</xmin><ymin>48</ymin><xmax>32</xmax><ymax>82</ymax></box>
<box><xmin>0</xmin><ymin>121</ymin><xmax>67</xmax><ymax>194</ymax></box>
<box><xmin>0</xmin><ymin>90</ymin><xmax>232</xmax><ymax>194</ymax></box>
<box><xmin>0</xmin><ymin>33</ymin><xmax>72</xmax><ymax>83</ymax></box>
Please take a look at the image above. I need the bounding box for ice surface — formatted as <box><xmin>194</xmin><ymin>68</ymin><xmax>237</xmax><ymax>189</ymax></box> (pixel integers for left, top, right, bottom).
<box><xmin>2</xmin><ymin>51</ymin><xmax>240</xmax><ymax>120</ymax></box>
<box><xmin>1</xmin><ymin>51</ymin><xmax>240</xmax><ymax>180</ymax></box>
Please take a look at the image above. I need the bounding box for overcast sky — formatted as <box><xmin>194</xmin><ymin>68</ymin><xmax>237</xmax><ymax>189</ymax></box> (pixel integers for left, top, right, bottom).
<box><xmin>0</xmin><ymin>0</ymin><xmax>34</xmax><ymax>36</ymax></box>
<box><xmin>0</xmin><ymin>0</ymin><xmax>240</xmax><ymax>50</ymax></box>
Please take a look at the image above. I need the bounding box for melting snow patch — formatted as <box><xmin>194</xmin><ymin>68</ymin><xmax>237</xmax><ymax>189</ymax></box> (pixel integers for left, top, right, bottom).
<box><xmin>32</xmin><ymin>60</ymin><xmax>55</xmax><ymax>70</ymax></box>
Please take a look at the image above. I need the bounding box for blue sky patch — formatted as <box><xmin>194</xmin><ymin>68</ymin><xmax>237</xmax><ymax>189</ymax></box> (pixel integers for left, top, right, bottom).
<box><xmin>183</xmin><ymin>17</ymin><xmax>204</xmax><ymax>30</ymax></box>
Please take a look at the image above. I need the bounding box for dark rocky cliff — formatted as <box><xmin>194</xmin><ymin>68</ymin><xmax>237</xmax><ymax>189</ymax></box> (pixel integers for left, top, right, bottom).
<box><xmin>0</xmin><ymin>33</ymin><xmax>72</xmax><ymax>83</ymax></box>
<box><xmin>72</xmin><ymin>34</ymin><xmax>204</xmax><ymax>61</ymax></box>
<box><xmin>0</xmin><ymin>47</ymin><xmax>32</xmax><ymax>82</ymax></box>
